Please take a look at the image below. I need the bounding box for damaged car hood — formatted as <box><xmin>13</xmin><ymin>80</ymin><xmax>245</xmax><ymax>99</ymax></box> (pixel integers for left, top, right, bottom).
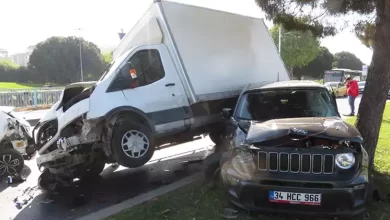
<box><xmin>245</xmin><ymin>117</ymin><xmax>363</xmax><ymax>144</ymax></box>
<box><xmin>38</xmin><ymin>81</ymin><xmax>96</xmax><ymax>124</ymax></box>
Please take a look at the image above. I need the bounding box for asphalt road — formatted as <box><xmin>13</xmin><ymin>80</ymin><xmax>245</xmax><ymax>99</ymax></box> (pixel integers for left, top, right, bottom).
<box><xmin>336</xmin><ymin>95</ymin><xmax>362</xmax><ymax>116</ymax></box>
<box><xmin>0</xmin><ymin>95</ymin><xmax>369</xmax><ymax>220</ymax></box>
<box><xmin>0</xmin><ymin>135</ymin><xmax>213</xmax><ymax>220</ymax></box>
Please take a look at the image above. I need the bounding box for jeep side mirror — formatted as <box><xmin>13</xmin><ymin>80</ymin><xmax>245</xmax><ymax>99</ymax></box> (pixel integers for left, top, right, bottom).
<box><xmin>221</xmin><ymin>108</ymin><xmax>232</xmax><ymax>119</ymax></box>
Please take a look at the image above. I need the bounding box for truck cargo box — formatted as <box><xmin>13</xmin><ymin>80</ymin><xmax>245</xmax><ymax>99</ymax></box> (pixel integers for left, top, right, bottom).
<box><xmin>113</xmin><ymin>0</ymin><xmax>289</xmax><ymax>104</ymax></box>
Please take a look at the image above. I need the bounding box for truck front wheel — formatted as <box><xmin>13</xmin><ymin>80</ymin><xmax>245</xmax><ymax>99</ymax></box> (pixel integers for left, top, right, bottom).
<box><xmin>111</xmin><ymin>119</ymin><xmax>155</xmax><ymax>168</ymax></box>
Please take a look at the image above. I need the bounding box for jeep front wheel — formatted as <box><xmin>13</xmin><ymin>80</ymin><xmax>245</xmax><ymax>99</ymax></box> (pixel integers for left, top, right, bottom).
<box><xmin>111</xmin><ymin>119</ymin><xmax>155</xmax><ymax>168</ymax></box>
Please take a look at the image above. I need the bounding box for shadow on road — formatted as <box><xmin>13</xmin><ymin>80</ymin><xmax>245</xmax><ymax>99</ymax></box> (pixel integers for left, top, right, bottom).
<box><xmin>12</xmin><ymin>152</ymin><xmax>207</xmax><ymax>220</ymax></box>
<box><xmin>0</xmin><ymin>164</ymin><xmax>32</xmax><ymax>193</ymax></box>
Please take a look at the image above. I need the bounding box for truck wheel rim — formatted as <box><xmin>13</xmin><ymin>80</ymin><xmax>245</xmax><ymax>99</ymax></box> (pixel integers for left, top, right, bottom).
<box><xmin>121</xmin><ymin>130</ymin><xmax>149</xmax><ymax>158</ymax></box>
<box><xmin>0</xmin><ymin>154</ymin><xmax>20</xmax><ymax>176</ymax></box>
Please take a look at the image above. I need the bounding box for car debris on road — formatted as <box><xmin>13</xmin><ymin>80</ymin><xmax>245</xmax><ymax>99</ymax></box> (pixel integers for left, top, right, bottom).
<box><xmin>13</xmin><ymin>186</ymin><xmax>38</xmax><ymax>209</ymax></box>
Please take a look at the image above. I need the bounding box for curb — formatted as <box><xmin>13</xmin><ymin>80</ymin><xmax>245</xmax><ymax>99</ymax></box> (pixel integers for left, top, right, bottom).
<box><xmin>77</xmin><ymin>172</ymin><xmax>203</xmax><ymax>220</ymax></box>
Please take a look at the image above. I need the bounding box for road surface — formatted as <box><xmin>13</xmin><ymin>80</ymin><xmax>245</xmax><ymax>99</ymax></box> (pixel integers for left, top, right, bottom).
<box><xmin>0</xmin><ymin>135</ymin><xmax>213</xmax><ymax>220</ymax></box>
<box><xmin>0</xmin><ymin>95</ymin><xmax>375</xmax><ymax>220</ymax></box>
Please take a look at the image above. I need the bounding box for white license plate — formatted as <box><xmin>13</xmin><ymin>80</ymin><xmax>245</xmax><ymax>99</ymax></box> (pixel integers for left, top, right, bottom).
<box><xmin>269</xmin><ymin>191</ymin><xmax>321</xmax><ymax>206</ymax></box>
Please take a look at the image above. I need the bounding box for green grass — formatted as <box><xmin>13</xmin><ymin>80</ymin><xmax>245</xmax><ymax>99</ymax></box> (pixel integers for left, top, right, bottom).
<box><xmin>0</xmin><ymin>82</ymin><xmax>44</xmax><ymax>89</ymax></box>
<box><xmin>108</xmin><ymin>105</ymin><xmax>390</xmax><ymax>220</ymax></box>
<box><xmin>0</xmin><ymin>82</ymin><xmax>65</xmax><ymax>89</ymax></box>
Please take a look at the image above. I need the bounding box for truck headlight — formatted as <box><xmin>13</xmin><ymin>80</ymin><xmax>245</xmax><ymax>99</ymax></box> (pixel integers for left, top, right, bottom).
<box><xmin>335</xmin><ymin>153</ymin><xmax>355</xmax><ymax>169</ymax></box>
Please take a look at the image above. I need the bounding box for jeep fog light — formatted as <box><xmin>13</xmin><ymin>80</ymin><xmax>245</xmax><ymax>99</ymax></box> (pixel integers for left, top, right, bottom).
<box><xmin>335</xmin><ymin>153</ymin><xmax>355</xmax><ymax>169</ymax></box>
<box><xmin>353</xmin><ymin>184</ymin><xmax>365</xmax><ymax>190</ymax></box>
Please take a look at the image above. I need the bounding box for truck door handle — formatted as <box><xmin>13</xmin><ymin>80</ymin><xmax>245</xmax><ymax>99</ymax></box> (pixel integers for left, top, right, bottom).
<box><xmin>165</xmin><ymin>83</ymin><xmax>175</xmax><ymax>87</ymax></box>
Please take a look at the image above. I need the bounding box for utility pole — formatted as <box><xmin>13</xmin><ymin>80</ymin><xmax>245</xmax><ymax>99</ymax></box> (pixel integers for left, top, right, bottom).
<box><xmin>75</xmin><ymin>28</ymin><xmax>84</xmax><ymax>82</ymax></box>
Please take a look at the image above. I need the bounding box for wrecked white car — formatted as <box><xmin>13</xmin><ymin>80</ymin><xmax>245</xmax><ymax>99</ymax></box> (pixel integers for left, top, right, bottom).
<box><xmin>0</xmin><ymin>107</ymin><xmax>35</xmax><ymax>177</ymax></box>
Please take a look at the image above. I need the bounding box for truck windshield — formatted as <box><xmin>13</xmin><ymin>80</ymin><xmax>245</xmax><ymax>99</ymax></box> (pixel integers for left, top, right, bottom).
<box><xmin>98</xmin><ymin>51</ymin><xmax>131</xmax><ymax>81</ymax></box>
<box><xmin>99</xmin><ymin>61</ymin><xmax>115</xmax><ymax>81</ymax></box>
<box><xmin>235</xmin><ymin>89</ymin><xmax>339</xmax><ymax>121</ymax></box>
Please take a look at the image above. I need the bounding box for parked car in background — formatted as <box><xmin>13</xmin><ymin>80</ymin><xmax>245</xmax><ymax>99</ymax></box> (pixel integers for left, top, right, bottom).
<box><xmin>358</xmin><ymin>81</ymin><xmax>366</xmax><ymax>94</ymax></box>
<box><xmin>0</xmin><ymin>107</ymin><xmax>35</xmax><ymax>177</ymax></box>
<box><xmin>213</xmin><ymin>81</ymin><xmax>369</xmax><ymax>219</ymax></box>
<box><xmin>324</xmin><ymin>82</ymin><xmax>347</xmax><ymax>97</ymax></box>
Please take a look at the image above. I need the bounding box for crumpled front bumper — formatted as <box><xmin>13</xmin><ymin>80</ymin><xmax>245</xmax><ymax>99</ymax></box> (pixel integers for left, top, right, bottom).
<box><xmin>220</xmin><ymin>154</ymin><xmax>369</xmax><ymax>218</ymax></box>
<box><xmin>226</xmin><ymin>181</ymin><xmax>366</xmax><ymax>218</ymax></box>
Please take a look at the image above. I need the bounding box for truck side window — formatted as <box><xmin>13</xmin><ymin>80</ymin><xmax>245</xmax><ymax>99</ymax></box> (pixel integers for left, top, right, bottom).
<box><xmin>107</xmin><ymin>49</ymin><xmax>165</xmax><ymax>92</ymax></box>
<box><xmin>133</xmin><ymin>50</ymin><xmax>165</xmax><ymax>86</ymax></box>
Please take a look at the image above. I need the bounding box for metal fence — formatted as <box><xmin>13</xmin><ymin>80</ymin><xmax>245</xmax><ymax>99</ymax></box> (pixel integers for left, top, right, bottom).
<box><xmin>0</xmin><ymin>88</ymin><xmax>62</xmax><ymax>107</ymax></box>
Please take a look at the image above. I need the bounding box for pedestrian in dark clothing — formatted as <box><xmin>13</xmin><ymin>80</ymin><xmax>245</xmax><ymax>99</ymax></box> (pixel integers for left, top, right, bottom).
<box><xmin>343</xmin><ymin>77</ymin><xmax>359</xmax><ymax>116</ymax></box>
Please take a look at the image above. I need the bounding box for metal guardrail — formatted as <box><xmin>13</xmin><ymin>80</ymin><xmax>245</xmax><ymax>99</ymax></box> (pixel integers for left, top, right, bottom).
<box><xmin>0</xmin><ymin>89</ymin><xmax>62</xmax><ymax>107</ymax></box>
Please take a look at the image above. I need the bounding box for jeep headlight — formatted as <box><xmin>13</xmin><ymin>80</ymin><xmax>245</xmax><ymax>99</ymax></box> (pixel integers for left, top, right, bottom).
<box><xmin>335</xmin><ymin>153</ymin><xmax>355</xmax><ymax>169</ymax></box>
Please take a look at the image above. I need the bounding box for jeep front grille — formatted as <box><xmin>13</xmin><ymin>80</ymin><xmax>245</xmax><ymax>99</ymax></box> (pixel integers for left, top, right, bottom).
<box><xmin>257</xmin><ymin>151</ymin><xmax>334</xmax><ymax>174</ymax></box>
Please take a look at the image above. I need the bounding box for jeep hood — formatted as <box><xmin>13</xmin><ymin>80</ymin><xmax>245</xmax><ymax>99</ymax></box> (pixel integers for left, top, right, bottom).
<box><xmin>245</xmin><ymin>117</ymin><xmax>363</xmax><ymax>144</ymax></box>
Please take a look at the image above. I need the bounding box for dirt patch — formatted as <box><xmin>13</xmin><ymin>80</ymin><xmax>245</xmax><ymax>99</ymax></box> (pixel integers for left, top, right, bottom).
<box><xmin>14</xmin><ymin>105</ymin><xmax>52</xmax><ymax>112</ymax></box>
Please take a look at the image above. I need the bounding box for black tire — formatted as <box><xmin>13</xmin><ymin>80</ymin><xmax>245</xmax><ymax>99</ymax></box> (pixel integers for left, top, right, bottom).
<box><xmin>80</xmin><ymin>159</ymin><xmax>106</xmax><ymax>180</ymax></box>
<box><xmin>0</xmin><ymin>148</ymin><xmax>24</xmax><ymax>177</ymax></box>
<box><xmin>203</xmin><ymin>152</ymin><xmax>222</xmax><ymax>189</ymax></box>
<box><xmin>209</xmin><ymin>130</ymin><xmax>223</xmax><ymax>145</ymax></box>
<box><xmin>111</xmin><ymin>119</ymin><xmax>155</xmax><ymax>168</ymax></box>
<box><xmin>38</xmin><ymin>169</ymin><xmax>58</xmax><ymax>192</ymax></box>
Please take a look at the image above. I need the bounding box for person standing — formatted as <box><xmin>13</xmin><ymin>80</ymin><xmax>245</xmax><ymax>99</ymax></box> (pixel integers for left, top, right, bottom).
<box><xmin>344</xmin><ymin>77</ymin><xmax>359</xmax><ymax>116</ymax></box>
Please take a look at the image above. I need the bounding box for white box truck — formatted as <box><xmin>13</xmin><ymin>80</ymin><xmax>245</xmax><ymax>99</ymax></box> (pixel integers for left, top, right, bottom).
<box><xmin>33</xmin><ymin>0</ymin><xmax>289</xmax><ymax>190</ymax></box>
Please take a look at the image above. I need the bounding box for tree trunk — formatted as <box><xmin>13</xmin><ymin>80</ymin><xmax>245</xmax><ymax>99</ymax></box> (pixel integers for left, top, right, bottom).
<box><xmin>356</xmin><ymin>0</ymin><xmax>390</xmax><ymax>170</ymax></box>
<box><xmin>289</xmin><ymin>67</ymin><xmax>294</xmax><ymax>79</ymax></box>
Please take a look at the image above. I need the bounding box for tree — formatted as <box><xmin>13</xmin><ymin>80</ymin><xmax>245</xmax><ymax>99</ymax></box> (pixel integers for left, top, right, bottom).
<box><xmin>270</xmin><ymin>25</ymin><xmax>321</xmax><ymax>77</ymax></box>
<box><xmin>293</xmin><ymin>47</ymin><xmax>334</xmax><ymax>79</ymax></box>
<box><xmin>255</xmin><ymin>0</ymin><xmax>388</xmax><ymax>170</ymax></box>
<box><xmin>333</xmin><ymin>51</ymin><xmax>364</xmax><ymax>70</ymax></box>
<box><xmin>29</xmin><ymin>37</ymin><xmax>106</xmax><ymax>84</ymax></box>
<box><xmin>0</xmin><ymin>59</ymin><xmax>19</xmax><ymax>70</ymax></box>
<box><xmin>102</xmin><ymin>51</ymin><xmax>113</xmax><ymax>64</ymax></box>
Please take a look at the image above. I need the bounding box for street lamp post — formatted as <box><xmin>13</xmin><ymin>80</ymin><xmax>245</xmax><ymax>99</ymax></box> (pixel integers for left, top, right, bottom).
<box><xmin>278</xmin><ymin>25</ymin><xmax>282</xmax><ymax>54</ymax></box>
<box><xmin>75</xmin><ymin>28</ymin><xmax>84</xmax><ymax>82</ymax></box>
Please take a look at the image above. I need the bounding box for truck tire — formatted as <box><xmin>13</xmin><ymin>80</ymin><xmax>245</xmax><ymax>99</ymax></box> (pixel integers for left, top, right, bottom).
<box><xmin>111</xmin><ymin>119</ymin><xmax>155</xmax><ymax>168</ymax></box>
<box><xmin>203</xmin><ymin>152</ymin><xmax>222</xmax><ymax>189</ymax></box>
<box><xmin>209</xmin><ymin>130</ymin><xmax>223</xmax><ymax>145</ymax></box>
<box><xmin>38</xmin><ymin>169</ymin><xmax>59</xmax><ymax>192</ymax></box>
<box><xmin>0</xmin><ymin>148</ymin><xmax>24</xmax><ymax>177</ymax></box>
<box><xmin>80</xmin><ymin>159</ymin><xmax>106</xmax><ymax>180</ymax></box>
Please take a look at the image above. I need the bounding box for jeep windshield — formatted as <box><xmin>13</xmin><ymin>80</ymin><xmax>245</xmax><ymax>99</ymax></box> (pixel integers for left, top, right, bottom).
<box><xmin>235</xmin><ymin>88</ymin><xmax>339</xmax><ymax>121</ymax></box>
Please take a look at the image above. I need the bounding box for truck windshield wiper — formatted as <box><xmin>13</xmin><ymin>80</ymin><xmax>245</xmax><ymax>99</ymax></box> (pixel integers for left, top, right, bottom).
<box><xmin>99</xmin><ymin>61</ymin><xmax>115</xmax><ymax>80</ymax></box>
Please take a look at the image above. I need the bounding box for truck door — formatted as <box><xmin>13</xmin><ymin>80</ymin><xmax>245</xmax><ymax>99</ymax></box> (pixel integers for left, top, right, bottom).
<box><xmin>107</xmin><ymin>45</ymin><xmax>189</xmax><ymax>134</ymax></box>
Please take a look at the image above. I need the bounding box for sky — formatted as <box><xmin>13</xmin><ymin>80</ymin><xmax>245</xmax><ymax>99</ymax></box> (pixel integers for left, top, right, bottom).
<box><xmin>0</xmin><ymin>0</ymin><xmax>373</xmax><ymax>65</ymax></box>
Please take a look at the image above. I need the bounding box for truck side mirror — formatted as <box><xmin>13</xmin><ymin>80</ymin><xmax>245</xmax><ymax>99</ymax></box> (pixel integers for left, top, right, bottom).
<box><xmin>221</xmin><ymin>108</ymin><xmax>232</xmax><ymax>119</ymax></box>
